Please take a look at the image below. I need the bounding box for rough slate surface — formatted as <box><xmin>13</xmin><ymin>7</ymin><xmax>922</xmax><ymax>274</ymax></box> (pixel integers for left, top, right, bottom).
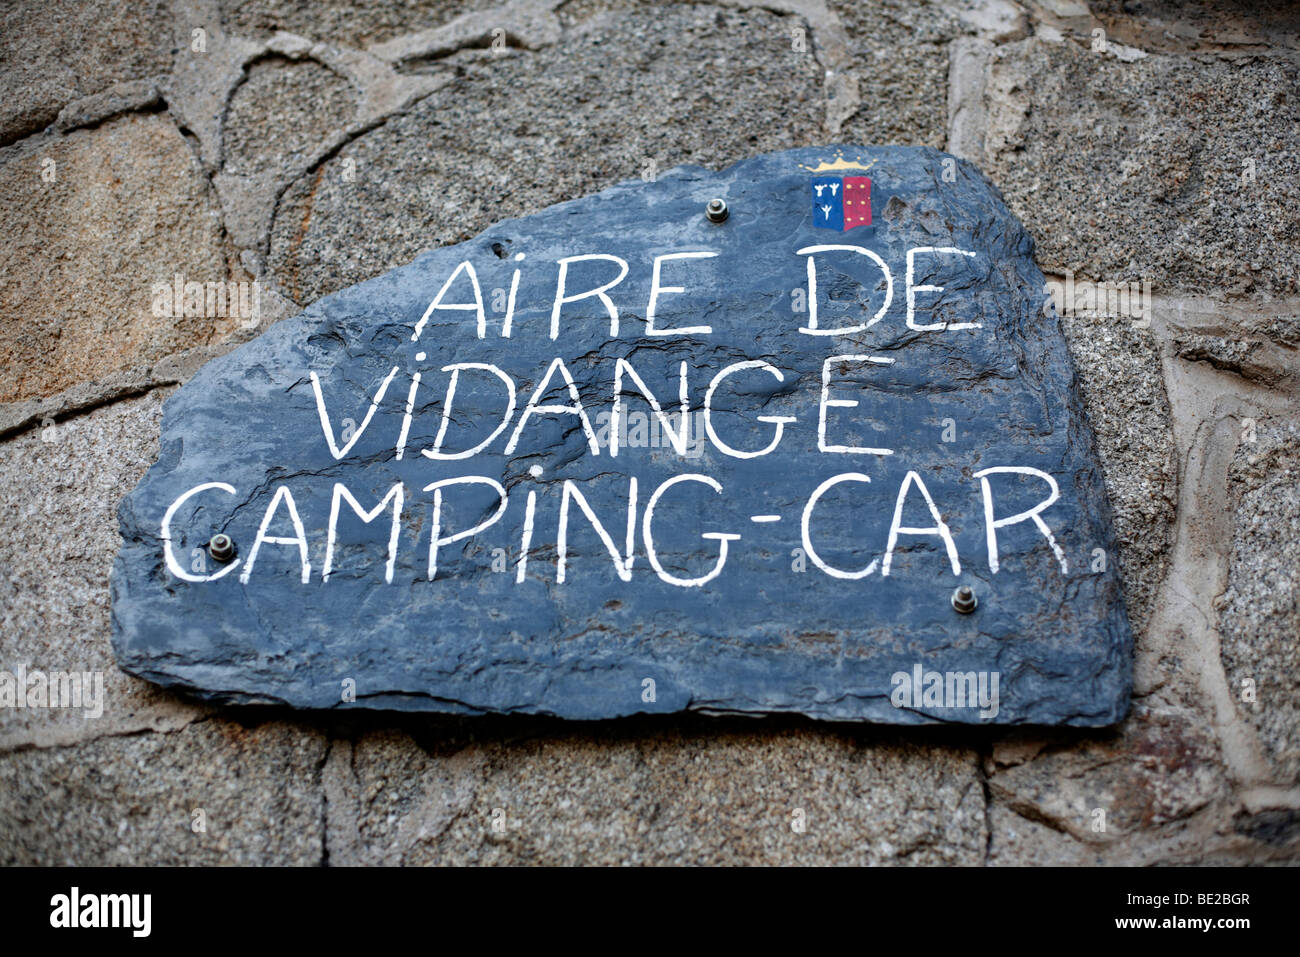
<box><xmin>111</xmin><ymin>145</ymin><xmax>1132</xmax><ymax>725</ymax></box>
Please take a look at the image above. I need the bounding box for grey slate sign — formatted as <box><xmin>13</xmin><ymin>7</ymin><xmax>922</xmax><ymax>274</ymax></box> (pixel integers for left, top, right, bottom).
<box><xmin>111</xmin><ymin>146</ymin><xmax>1133</xmax><ymax>726</ymax></box>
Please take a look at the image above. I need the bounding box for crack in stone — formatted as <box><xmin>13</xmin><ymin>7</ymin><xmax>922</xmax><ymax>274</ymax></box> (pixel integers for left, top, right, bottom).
<box><xmin>718</xmin><ymin>0</ymin><xmax>859</xmax><ymax>136</ymax></box>
<box><xmin>319</xmin><ymin>734</ymin><xmax>364</xmax><ymax>866</ymax></box>
<box><xmin>1139</xmin><ymin>314</ymin><xmax>1292</xmax><ymax>789</ymax></box>
<box><xmin>0</xmin><ymin>709</ymin><xmax>217</xmax><ymax>756</ymax></box>
<box><xmin>367</xmin><ymin>0</ymin><xmax>567</xmax><ymax>63</ymax></box>
<box><xmin>975</xmin><ymin>748</ymin><xmax>994</xmax><ymax>864</ymax></box>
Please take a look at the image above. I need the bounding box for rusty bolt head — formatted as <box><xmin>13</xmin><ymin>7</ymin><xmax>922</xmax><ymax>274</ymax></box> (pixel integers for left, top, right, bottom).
<box><xmin>705</xmin><ymin>198</ymin><xmax>729</xmax><ymax>223</ymax></box>
<box><xmin>951</xmin><ymin>584</ymin><xmax>977</xmax><ymax>614</ymax></box>
<box><xmin>209</xmin><ymin>533</ymin><xmax>235</xmax><ymax>563</ymax></box>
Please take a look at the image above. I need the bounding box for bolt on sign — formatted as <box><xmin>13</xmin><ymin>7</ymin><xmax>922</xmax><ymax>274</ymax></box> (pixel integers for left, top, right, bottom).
<box><xmin>112</xmin><ymin>146</ymin><xmax>1133</xmax><ymax>725</ymax></box>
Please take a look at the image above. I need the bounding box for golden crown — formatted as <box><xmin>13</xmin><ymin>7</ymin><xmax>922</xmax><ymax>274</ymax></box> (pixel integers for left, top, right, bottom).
<box><xmin>799</xmin><ymin>152</ymin><xmax>877</xmax><ymax>174</ymax></box>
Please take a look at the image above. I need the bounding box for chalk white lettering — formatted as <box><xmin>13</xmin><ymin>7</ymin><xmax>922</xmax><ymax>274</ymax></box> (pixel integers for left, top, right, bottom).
<box><xmin>645</xmin><ymin>251</ymin><xmax>717</xmax><ymax>336</ymax></box>
<box><xmin>797</xmin><ymin>244</ymin><xmax>894</xmax><ymax>336</ymax></box>
<box><xmin>801</xmin><ymin>472</ymin><xmax>877</xmax><ymax>579</ymax></box>
<box><xmin>322</xmin><ymin>482</ymin><xmax>404</xmax><ymax>584</ymax></box>
<box><xmin>703</xmin><ymin>360</ymin><xmax>796</xmax><ymax>459</ymax></box>
<box><xmin>412</xmin><ymin>260</ymin><xmax>487</xmax><ymax>340</ymax></box>
<box><xmin>551</xmin><ymin>254</ymin><xmax>629</xmax><ymax>339</ymax></box>
<box><xmin>162</xmin><ymin>482</ymin><xmax>241</xmax><ymax>582</ymax></box>
<box><xmin>974</xmin><ymin>466</ymin><xmax>1068</xmax><ymax>574</ymax></box>
<box><xmin>425</xmin><ymin>476</ymin><xmax>509</xmax><ymax>580</ymax></box>
<box><xmin>905</xmin><ymin>246</ymin><xmax>979</xmax><ymax>331</ymax></box>
<box><xmin>240</xmin><ymin>485</ymin><xmax>312</xmax><ymax>584</ymax></box>
<box><xmin>505</xmin><ymin>356</ymin><xmax>600</xmax><ymax>456</ymax></box>
<box><xmin>310</xmin><ymin>366</ymin><xmax>399</xmax><ymax>460</ymax></box>
<box><xmin>881</xmin><ymin>470</ymin><xmax>961</xmax><ymax>577</ymax></box>
<box><xmin>424</xmin><ymin>362</ymin><xmax>518</xmax><ymax>460</ymax></box>
<box><xmin>818</xmin><ymin>355</ymin><xmax>895</xmax><ymax>455</ymax></box>
<box><xmin>642</xmin><ymin>474</ymin><xmax>740</xmax><ymax>587</ymax></box>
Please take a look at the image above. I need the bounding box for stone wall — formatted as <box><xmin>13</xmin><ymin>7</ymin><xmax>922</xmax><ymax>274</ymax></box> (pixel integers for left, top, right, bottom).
<box><xmin>1</xmin><ymin>0</ymin><xmax>1296</xmax><ymax>864</ymax></box>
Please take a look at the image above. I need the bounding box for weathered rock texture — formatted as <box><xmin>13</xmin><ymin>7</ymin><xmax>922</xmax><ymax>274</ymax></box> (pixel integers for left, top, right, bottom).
<box><xmin>1</xmin><ymin>0</ymin><xmax>1298</xmax><ymax>864</ymax></box>
<box><xmin>111</xmin><ymin>145</ymin><xmax>1132</xmax><ymax>726</ymax></box>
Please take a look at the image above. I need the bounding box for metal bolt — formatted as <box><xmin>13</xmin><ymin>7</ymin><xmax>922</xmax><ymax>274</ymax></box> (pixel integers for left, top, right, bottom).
<box><xmin>209</xmin><ymin>533</ymin><xmax>235</xmax><ymax>563</ymax></box>
<box><xmin>705</xmin><ymin>198</ymin><xmax>729</xmax><ymax>223</ymax></box>
<box><xmin>951</xmin><ymin>584</ymin><xmax>978</xmax><ymax>614</ymax></box>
